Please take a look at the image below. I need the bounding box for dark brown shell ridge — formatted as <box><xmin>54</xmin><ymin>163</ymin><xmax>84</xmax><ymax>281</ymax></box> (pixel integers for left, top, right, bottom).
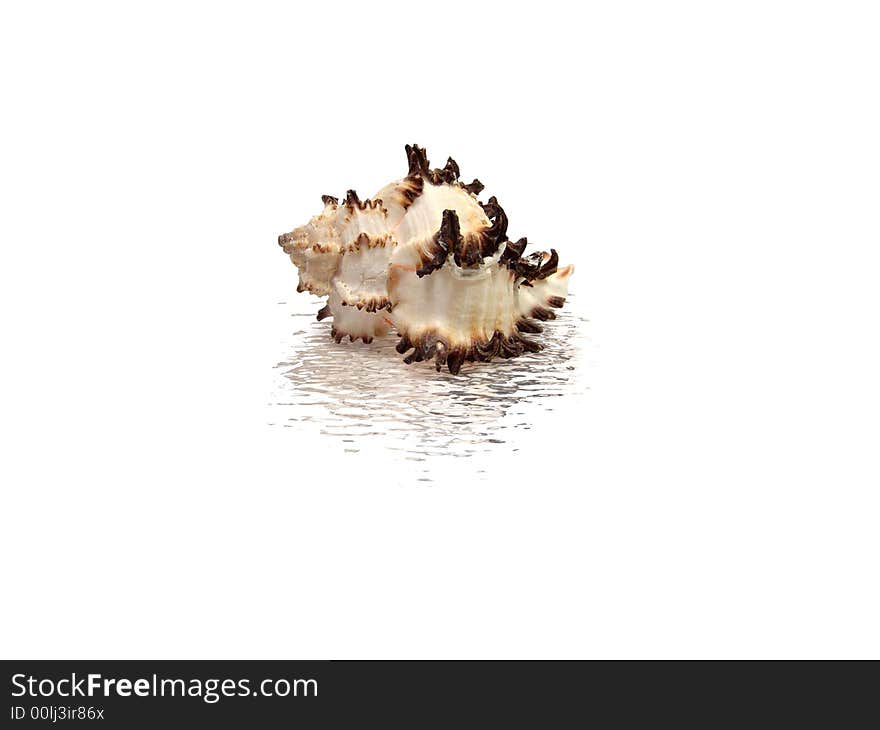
<box><xmin>500</xmin><ymin>238</ymin><xmax>560</xmax><ymax>284</ymax></box>
<box><xmin>395</xmin><ymin>329</ymin><xmax>543</xmax><ymax>375</ymax></box>
<box><xmin>404</xmin><ymin>143</ymin><xmax>479</xmax><ymax>188</ymax></box>
<box><xmin>343</xmin><ymin>189</ymin><xmax>385</xmax><ymax>212</ymax></box>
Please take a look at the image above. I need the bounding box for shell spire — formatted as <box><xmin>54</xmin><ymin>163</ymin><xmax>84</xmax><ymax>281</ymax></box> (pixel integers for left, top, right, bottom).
<box><xmin>277</xmin><ymin>144</ymin><xmax>574</xmax><ymax>374</ymax></box>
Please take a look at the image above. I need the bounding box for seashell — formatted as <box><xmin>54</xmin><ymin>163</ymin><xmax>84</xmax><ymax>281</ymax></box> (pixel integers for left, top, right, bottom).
<box><xmin>278</xmin><ymin>144</ymin><xmax>574</xmax><ymax>375</ymax></box>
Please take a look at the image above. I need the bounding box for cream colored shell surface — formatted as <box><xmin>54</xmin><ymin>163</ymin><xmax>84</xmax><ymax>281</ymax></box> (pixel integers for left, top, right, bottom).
<box><xmin>278</xmin><ymin>144</ymin><xmax>573</xmax><ymax>375</ymax></box>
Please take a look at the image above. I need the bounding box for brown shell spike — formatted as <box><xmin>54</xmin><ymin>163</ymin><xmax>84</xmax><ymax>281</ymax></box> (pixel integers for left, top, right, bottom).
<box><xmin>478</xmin><ymin>196</ymin><xmax>509</xmax><ymax>258</ymax></box>
<box><xmin>428</xmin><ymin>157</ymin><xmax>460</xmax><ymax>184</ymax></box>
<box><xmin>404</xmin><ymin>145</ymin><xmax>463</xmax><ymax>185</ymax></box>
<box><xmin>316</xmin><ymin>303</ymin><xmax>332</xmax><ymax>321</ymax></box>
<box><xmin>446</xmin><ymin>347</ymin><xmax>466</xmax><ymax>376</ymax></box>
<box><xmin>514</xmin><ymin>248</ymin><xmax>559</xmax><ymax>282</ymax></box>
<box><xmin>501</xmin><ymin>237</ymin><xmax>528</xmax><ymax>265</ymax></box>
<box><xmin>463</xmin><ymin>179</ymin><xmax>484</xmax><ymax>196</ymax></box>
<box><xmin>405</xmin><ymin>144</ymin><xmax>431</xmax><ymax>178</ymax></box>
<box><xmin>442</xmin><ymin>209</ymin><xmax>475</xmax><ymax>268</ymax></box>
<box><xmin>516</xmin><ymin>319</ymin><xmax>544</xmax><ymax>334</ymax></box>
<box><xmin>415</xmin><ymin>214</ymin><xmax>454</xmax><ymax>277</ymax></box>
<box><xmin>536</xmin><ymin>249</ymin><xmax>559</xmax><ymax>279</ymax></box>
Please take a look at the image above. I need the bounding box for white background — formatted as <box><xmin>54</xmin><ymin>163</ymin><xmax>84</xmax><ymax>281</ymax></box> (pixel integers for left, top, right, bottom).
<box><xmin>1</xmin><ymin>1</ymin><xmax>878</xmax><ymax>658</ymax></box>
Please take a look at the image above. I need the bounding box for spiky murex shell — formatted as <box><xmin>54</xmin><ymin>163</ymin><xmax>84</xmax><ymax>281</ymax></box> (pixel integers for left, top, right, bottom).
<box><xmin>278</xmin><ymin>144</ymin><xmax>574</xmax><ymax>374</ymax></box>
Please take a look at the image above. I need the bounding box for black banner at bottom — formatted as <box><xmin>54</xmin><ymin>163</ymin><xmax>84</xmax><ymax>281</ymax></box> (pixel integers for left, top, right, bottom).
<box><xmin>2</xmin><ymin>660</ymin><xmax>876</xmax><ymax>727</ymax></box>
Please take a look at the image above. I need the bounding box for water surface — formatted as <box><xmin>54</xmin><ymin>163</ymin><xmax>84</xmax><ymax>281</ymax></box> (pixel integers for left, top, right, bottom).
<box><xmin>269</xmin><ymin>293</ymin><xmax>590</xmax><ymax>481</ymax></box>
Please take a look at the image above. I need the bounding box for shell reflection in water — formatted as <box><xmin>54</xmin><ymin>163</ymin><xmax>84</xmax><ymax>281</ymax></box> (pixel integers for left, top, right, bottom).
<box><xmin>269</xmin><ymin>294</ymin><xmax>589</xmax><ymax>480</ymax></box>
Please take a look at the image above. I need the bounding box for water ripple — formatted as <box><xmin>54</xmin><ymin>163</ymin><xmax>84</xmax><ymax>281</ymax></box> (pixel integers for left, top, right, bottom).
<box><xmin>269</xmin><ymin>293</ymin><xmax>590</xmax><ymax>479</ymax></box>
